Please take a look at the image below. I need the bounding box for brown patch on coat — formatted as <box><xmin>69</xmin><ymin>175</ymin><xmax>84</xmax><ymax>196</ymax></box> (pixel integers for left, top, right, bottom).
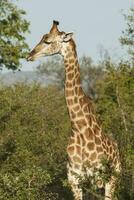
<box><xmin>67</xmin><ymin>99</ymin><xmax>73</xmax><ymax>106</ymax></box>
<box><xmin>84</xmin><ymin>128</ymin><xmax>94</xmax><ymax>140</ymax></box>
<box><xmin>79</xmin><ymin>97</ymin><xmax>85</xmax><ymax>107</ymax></box>
<box><xmin>95</xmin><ymin>136</ymin><xmax>102</xmax><ymax>145</ymax></box>
<box><xmin>75</xmin><ymin>78</ymin><xmax>80</xmax><ymax>86</ymax></box>
<box><xmin>67</xmin><ymin>146</ymin><xmax>75</xmax><ymax>155</ymax></box>
<box><xmin>69</xmin><ymin>58</ymin><xmax>75</xmax><ymax>64</ymax></box>
<box><xmin>66</xmin><ymin>51</ymin><xmax>72</xmax><ymax>58</ymax></box>
<box><xmin>83</xmin><ymin>105</ymin><xmax>89</xmax><ymax>113</ymax></box>
<box><xmin>87</xmin><ymin>142</ymin><xmax>95</xmax><ymax>151</ymax></box>
<box><xmin>68</xmin><ymin>137</ymin><xmax>75</xmax><ymax>145</ymax></box>
<box><xmin>94</xmin><ymin>124</ymin><xmax>101</xmax><ymax>135</ymax></box>
<box><xmin>74</xmin><ymin>86</ymin><xmax>78</xmax><ymax>94</ymax></box>
<box><xmin>77</xmin><ymin>110</ymin><xmax>83</xmax><ymax>117</ymax></box>
<box><xmin>107</xmin><ymin>139</ymin><xmax>111</xmax><ymax>146</ymax></box>
<box><xmin>88</xmin><ymin>115</ymin><xmax>92</xmax><ymax>126</ymax></box>
<box><xmin>110</xmin><ymin>146</ymin><xmax>113</xmax><ymax>154</ymax></box>
<box><xmin>74</xmin><ymin>96</ymin><xmax>78</xmax><ymax>103</ymax></box>
<box><xmin>68</xmin><ymin>65</ymin><xmax>74</xmax><ymax>71</ymax></box>
<box><xmin>76</xmin><ymin>145</ymin><xmax>81</xmax><ymax>154</ymax></box>
<box><xmin>66</xmin><ymin>81</ymin><xmax>73</xmax><ymax>88</ymax></box>
<box><xmin>96</xmin><ymin>146</ymin><xmax>103</xmax><ymax>153</ymax></box>
<box><xmin>73</xmin><ymin>105</ymin><xmax>80</xmax><ymax>112</ymax></box>
<box><xmin>70</xmin><ymin>110</ymin><xmax>76</xmax><ymax>119</ymax></box>
<box><xmin>76</xmin><ymin>135</ymin><xmax>81</xmax><ymax>145</ymax></box>
<box><xmin>66</xmin><ymin>89</ymin><xmax>74</xmax><ymax>96</ymax></box>
<box><xmin>74</xmin><ymin>67</ymin><xmax>77</xmax><ymax>74</ymax></box>
<box><xmin>67</xmin><ymin>72</ymin><xmax>74</xmax><ymax>80</ymax></box>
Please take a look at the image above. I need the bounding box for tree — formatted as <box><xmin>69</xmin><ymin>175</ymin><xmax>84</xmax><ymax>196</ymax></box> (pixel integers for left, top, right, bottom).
<box><xmin>79</xmin><ymin>56</ymin><xmax>104</xmax><ymax>99</ymax></box>
<box><xmin>0</xmin><ymin>0</ymin><xmax>29</xmax><ymax>70</ymax></box>
<box><xmin>36</xmin><ymin>56</ymin><xmax>65</xmax><ymax>89</ymax></box>
<box><xmin>0</xmin><ymin>83</ymin><xmax>72</xmax><ymax>199</ymax></box>
<box><xmin>95</xmin><ymin>61</ymin><xmax>134</xmax><ymax>200</ymax></box>
<box><xmin>36</xmin><ymin>55</ymin><xmax>104</xmax><ymax>99</ymax></box>
<box><xmin>120</xmin><ymin>7</ymin><xmax>134</xmax><ymax>62</ymax></box>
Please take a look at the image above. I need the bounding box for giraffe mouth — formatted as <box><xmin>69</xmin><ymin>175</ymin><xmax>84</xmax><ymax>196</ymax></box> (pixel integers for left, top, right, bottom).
<box><xmin>27</xmin><ymin>55</ymin><xmax>35</xmax><ymax>61</ymax></box>
<box><xmin>27</xmin><ymin>52</ymin><xmax>43</xmax><ymax>61</ymax></box>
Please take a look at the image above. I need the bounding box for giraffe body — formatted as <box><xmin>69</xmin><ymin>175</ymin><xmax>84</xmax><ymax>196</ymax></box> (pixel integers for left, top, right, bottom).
<box><xmin>27</xmin><ymin>21</ymin><xmax>121</xmax><ymax>200</ymax></box>
<box><xmin>62</xmin><ymin>41</ymin><xmax>121</xmax><ymax>200</ymax></box>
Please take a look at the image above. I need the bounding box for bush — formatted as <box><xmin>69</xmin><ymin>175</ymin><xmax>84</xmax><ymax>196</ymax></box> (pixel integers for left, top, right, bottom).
<box><xmin>0</xmin><ymin>83</ymin><xmax>72</xmax><ymax>199</ymax></box>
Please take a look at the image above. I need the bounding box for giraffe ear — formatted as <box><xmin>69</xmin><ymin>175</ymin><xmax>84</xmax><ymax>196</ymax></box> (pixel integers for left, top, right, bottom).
<box><xmin>62</xmin><ymin>32</ymin><xmax>73</xmax><ymax>42</ymax></box>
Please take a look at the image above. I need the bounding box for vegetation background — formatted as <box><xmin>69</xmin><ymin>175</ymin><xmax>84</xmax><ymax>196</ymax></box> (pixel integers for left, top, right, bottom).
<box><xmin>0</xmin><ymin>0</ymin><xmax>134</xmax><ymax>199</ymax></box>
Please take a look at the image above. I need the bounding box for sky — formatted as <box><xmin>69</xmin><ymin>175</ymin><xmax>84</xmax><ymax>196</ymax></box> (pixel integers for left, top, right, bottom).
<box><xmin>17</xmin><ymin>0</ymin><xmax>133</xmax><ymax>71</ymax></box>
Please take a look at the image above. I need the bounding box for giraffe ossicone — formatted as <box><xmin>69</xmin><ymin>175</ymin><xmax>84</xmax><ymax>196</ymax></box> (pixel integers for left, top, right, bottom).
<box><xmin>27</xmin><ymin>21</ymin><xmax>121</xmax><ymax>200</ymax></box>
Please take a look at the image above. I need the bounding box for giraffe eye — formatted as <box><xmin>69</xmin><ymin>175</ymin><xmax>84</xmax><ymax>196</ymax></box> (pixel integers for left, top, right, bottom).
<box><xmin>44</xmin><ymin>40</ymin><xmax>51</xmax><ymax>44</ymax></box>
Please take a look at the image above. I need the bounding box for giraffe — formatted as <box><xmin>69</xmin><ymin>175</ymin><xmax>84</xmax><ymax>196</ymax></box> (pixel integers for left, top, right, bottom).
<box><xmin>27</xmin><ymin>21</ymin><xmax>121</xmax><ymax>200</ymax></box>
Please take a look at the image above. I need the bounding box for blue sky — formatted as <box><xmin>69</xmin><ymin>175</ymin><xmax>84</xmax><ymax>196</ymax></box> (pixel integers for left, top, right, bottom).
<box><xmin>17</xmin><ymin>0</ymin><xmax>133</xmax><ymax>71</ymax></box>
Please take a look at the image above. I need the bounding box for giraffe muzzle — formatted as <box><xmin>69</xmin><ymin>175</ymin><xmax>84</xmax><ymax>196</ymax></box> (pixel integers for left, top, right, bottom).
<box><xmin>27</xmin><ymin>49</ymin><xmax>37</xmax><ymax>61</ymax></box>
<box><xmin>27</xmin><ymin>55</ymin><xmax>33</xmax><ymax>61</ymax></box>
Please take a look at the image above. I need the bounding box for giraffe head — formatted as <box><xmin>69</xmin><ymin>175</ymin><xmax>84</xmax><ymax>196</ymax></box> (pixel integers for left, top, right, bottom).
<box><xmin>27</xmin><ymin>21</ymin><xmax>73</xmax><ymax>61</ymax></box>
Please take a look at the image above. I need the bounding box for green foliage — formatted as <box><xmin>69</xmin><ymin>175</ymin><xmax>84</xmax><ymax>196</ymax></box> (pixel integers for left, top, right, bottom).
<box><xmin>120</xmin><ymin>7</ymin><xmax>134</xmax><ymax>62</ymax></box>
<box><xmin>0</xmin><ymin>0</ymin><xmax>29</xmax><ymax>70</ymax></box>
<box><xmin>0</xmin><ymin>3</ymin><xmax>133</xmax><ymax>199</ymax></box>
<box><xmin>0</xmin><ymin>167</ymin><xmax>51</xmax><ymax>200</ymax></box>
<box><xmin>79</xmin><ymin>56</ymin><xmax>104</xmax><ymax>98</ymax></box>
<box><xmin>36</xmin><ymin>55</ymin><xmax>134</xmax><ymax>199</ymax></box>
<box><xmin>96</xmin><ymin>61</ymin><xmax>134</xmax><ymax>148</ymax></box>
<box><xmin>0</xmin><ymin>83</ymin><xmax>72</xmax><ymax>199</ymax></box>
<box><xmin>0</xmin><ymin>64</ymin><xmax>133</xmax><ymax>199</ymax></box>
<box><xmin>95</xmin><ymin>61</ymin><xmax>134</xmax><ymax>200</ymax></box>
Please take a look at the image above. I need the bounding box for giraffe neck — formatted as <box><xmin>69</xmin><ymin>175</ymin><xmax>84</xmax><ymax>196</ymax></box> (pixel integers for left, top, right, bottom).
<box><xmin>61</xmin><ymin>40</ymin><xmax>95</xmax><ymax>132</ymax></box>
<box><xmin>63</xmin><ymin>41</ymin><xmax>81</xmax><ymax>96</ymax></box>
<box><xmin>61</xmin><ymin>40</ymin><xmax>82</xmax><ymax>105</ymax></box>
